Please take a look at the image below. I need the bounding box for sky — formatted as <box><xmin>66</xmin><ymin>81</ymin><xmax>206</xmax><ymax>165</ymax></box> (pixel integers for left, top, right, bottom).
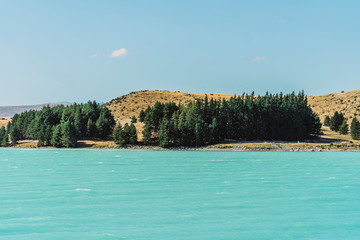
<box><xmin>1</xmin><ymin>0</ymin><xmax>360</xmax><ymax>105</ymax></box>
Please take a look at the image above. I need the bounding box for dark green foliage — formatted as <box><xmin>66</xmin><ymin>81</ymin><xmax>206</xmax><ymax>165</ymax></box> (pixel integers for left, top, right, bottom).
<box><xmin>142</xmin><ymin>92</ymin><xmax>321</xmax><ymax>147</ymax></box>
<box><xmin>61</xmin><ymin>120</ymin><xmax>78</xmax><ymax>148</ymax></box>
<box><xmin>330</xmin><ymin>111</ymin><xmax>344</xmax><ymax>132</ymax></box>
<box><xmin>9</xmin><ymin>123</ymin><xmax>21</xmax><ymax>145</ymax></box>
<box><xmin>323</xmin><ymin>115</ymin><xmax>331</xmax><ymax>126</ymax></box>
<box><xmin>138</xmin><ymin>110</ymin><xmax>146</xmax><ymax>122</ymax></box>
<box><xmin>51</xmin><ymin>125</ymin><xmax>62</xmax><ymax>147</ymax></box>
<box><xmin>113</xmin><ymin>123</ymin><xmax>124</xmax><ymax>146</ymax></box>
<box><xmin>350</xmin><ymin>117</ymin><xmax>360</xmax><ymax>140</ymax></box>
<box><xmin>0</xmin><ymin>126</ymin><xmax>8</xmax><ymax>147</ymax></box>
<box><xmin>339</xmin><ymin>120</ymin><xmax>349</xmax><ymax>135</ymax></box>
<box><xmin>131</xmin><ymin>115</ymin><xmax>137</xmax><ymax>123</ymax></box>
<box><xmin>158</xmin><ymin>118</ymin><xmax>170</xmax><ymax>147</ymax></box>
<box><xmin>113</xmin><ymin>123</ymin><xmax>138</xmax><ymax>146</ymax></box>
<box><xmin>7</xmin><ymin>101</ymin><xmax>115</xmax><ymax>147</ymax></box>
<box><xmin>129</xmin><ymin>124</ymin><xmax>137</xmax><ymax>144</ymax></box>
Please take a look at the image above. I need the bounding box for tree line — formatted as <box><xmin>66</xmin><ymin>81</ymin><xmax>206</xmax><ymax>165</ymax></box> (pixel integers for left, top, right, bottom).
<box><xmin>2</xmin><ymin>101</ymin><xmax>115</xmax><ymax>147</ymax></box>
<box><xmin>138</xmin><ymin>91</ymin><xmax>322</xmax><ymax>147</ymax></box>
<box><xmin>324</xmin><ymin>111</ymin><xmax>360</xmax><ymax>140</ymax></box>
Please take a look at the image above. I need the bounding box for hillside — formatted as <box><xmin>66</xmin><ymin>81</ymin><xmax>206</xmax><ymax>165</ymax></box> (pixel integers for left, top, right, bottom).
<box><xmin>105</xmin><ymin>90</ymin><xmax>235</xmax><ymax>122</ymax></box>
<box><xmin>307</xmin><ymin>89</ymin><xmax>360</xmax><ymax>122</ymax></box>
<box><xmin>106</xmin><ymin>89</ymin><xmax>360</xmax><ymax>123</ymax></box>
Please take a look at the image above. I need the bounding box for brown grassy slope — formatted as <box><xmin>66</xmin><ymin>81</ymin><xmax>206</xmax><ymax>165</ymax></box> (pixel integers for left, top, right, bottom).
<box><xmin>105</xmin><ymin>90</ymin><xmax>235</xmax><ymax>122</ymax></box>
<box><xmin>0</xmin><ymin>117</ymin><xmax>11</xmax><ymax>128</ymax></box>
<box><xmin>106</xmin><ymin>89</ymin><xmax>360</xmax><ymax>123</ymax></box>
<box><xmin>308</xmin><ymin>89</ymin><xmax>360</xmax><ymax>122</ymax></box>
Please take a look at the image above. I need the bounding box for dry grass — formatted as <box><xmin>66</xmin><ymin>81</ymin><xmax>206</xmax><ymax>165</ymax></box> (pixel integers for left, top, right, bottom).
<box><xmin>106</xmin><ymin>90</ymin><xmax>234</xmax><ymax>122</ymax></box>
<box><xmin>308</xmin><ymin>89</ymin><xmax>360</xmax><ymax>123</ymax></box>
<box><xmin>0</xmin><ymin>117</ymin><xmax>11</xmax><ymax>127</ymax></box>
<box><xmin>78</xmin><ymin>140</ymin><xmax>117</xmax><ymax>149</ymax></box>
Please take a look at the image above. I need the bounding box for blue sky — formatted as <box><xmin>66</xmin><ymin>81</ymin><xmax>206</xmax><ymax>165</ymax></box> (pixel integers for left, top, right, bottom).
<box><xmin>1</xmin><ymin>0</ymin><xmax>360</xmax><ymax>105</ymax></box>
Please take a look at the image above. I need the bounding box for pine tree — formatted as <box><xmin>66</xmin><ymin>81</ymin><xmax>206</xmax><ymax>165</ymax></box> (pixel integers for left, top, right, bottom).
<box><xmin>350</xmin><ymin>117</ymin><xmax>360</xmax><ymax>140</ymax></box>
<box><xmin>129</xmin><ymin>123</ymin><xmax>137</xmax><ymax>144</ymax></box>
<box><xmin>113</xmin><ymin>123</ymin><xmax>124</xmax><ymax>146</ymax></box>
<box><xmin>138</xmin><ymin>110</ymin><xmax>146</xmax><ymax>122</ymax></box>
<box><xmin>86</xmin><ymin>119</ymin><xmax>96</xmax><ymax>137</ymax></box>
<box><xmin>96</xmin><ymin>113</ymin><xmax>110</xmax><ymax>138</ymax></box>
<box><xmin>51</xmin><ymin>125</ymin><xmax>62</xmax><ymax>147</ymax></box>
<box><xmin>323</xmin><ymin>115</ymin><xmax>330</xmax><ymax>126</ymax></box>
<box><xmin>9</xmin><ymin>124</ymin><xmax>21</xmax><ymax>145</ymax></box>
<box><xmin>339</xmin><ymin>119</ymin><xmax>349</xmax><ymax>135</ymax></box>
<box><xmin>142</xmin><ymin>122</ymin><xmax>152</xmax><ymax>145</ymax></box>
<box><xmin>131</xmin><ymin>115</ymin><xmax>137</xmax><ymax>123</ymax></box>
<box><xmin>158</xmin><ymin>118</ymin><xmax>170</xmax><ymax>147</ymax></box>
<box><xmin>61</xmin><ymin>120</ymin><xmax>77</xmax><ymax>148</ymax></box>
<box><xmin>0</xmin><ymin>126</ymin><xmax>6</xmax><ymax>146</ymax></box>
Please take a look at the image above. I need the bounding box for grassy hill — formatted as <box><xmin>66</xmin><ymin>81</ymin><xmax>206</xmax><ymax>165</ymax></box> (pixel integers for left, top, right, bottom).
<box><xmin>307</xmin><ymin>89</ymin><xmax>360</xmax><ymax>122</ymax></box>
<box><xmin>106</xmin><ymin>89</ymin><xmax>360</xmax><ymax>123</ymax></box>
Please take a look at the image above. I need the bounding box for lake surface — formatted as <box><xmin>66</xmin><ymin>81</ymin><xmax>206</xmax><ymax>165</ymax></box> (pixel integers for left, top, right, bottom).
<box><xmin>0</xmin><ymin>150</ymin><xmax>360</xmax><ymax>239</ymax></box>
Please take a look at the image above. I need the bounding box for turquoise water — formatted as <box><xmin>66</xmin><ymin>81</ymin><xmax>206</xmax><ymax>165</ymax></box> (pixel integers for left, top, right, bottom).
<box><xmin>0</xmin><ymin>150</ymin><xmax>360</xmax><ymax>239</ymax></box>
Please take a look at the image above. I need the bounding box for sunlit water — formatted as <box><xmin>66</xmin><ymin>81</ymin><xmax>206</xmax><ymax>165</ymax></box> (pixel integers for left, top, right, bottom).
<box><xmin>0</xmin><ymin>150</ymin><xmax>360</xmax><ymax>239</ymax></box>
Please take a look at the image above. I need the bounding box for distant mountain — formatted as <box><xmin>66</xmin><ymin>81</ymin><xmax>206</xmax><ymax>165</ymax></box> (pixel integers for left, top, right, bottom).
<box><xmin>0</xmin><ymin>103</ymin><xmax>69</xmax><ymax>117</ymax></box>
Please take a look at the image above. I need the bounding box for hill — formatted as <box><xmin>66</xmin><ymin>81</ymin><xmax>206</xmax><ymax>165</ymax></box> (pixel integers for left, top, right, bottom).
<box><xmin>106</xmin><ymin>89</ymin><xmax>360</xmax><ymax>123</ymax></box>
<box><xmin>105</xmin><ymin>90</ymin><xmax>235</xmax><ymax>122</ymax></box>
<box><xmin>307</xmin><ymin>89</ymin><xmax>360</xmax><ymax>122</ymax></box>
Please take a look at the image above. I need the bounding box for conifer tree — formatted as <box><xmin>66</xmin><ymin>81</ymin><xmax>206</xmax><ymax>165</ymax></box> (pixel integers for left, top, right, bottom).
<box><xmin>142</xmin><ymin>122</ymin><xmax>152</xmax><ymax>145</ymax></box>
<box><xmin>131</xmin><ymin>115</ymin><xmax>137</xmax><ymax>123</ymax></box>
<box><xmin>51</xmin><ymin>125</ymin><xmax>62</xmax><ymax>147</ymax></box>
<box><xmin>61</xmin><ymin>120</ymin><xmax>77</xmax><ymax>148</ymax></box>
<box><xmin>0</xmin><ymin>126</ymin><xmax>6</xmax><ymax>146</ymax></box>
<box><xmin>129</xmin><ymin>123</ymin><xmax>137</xmax><ymax>144</ymax></box>
<box><xmin>323</xmin><ymin>115</ymin><xmax>330</xmax><ymax>126</ymax></box>
<box><xmin>339</xmin><ymin>119</ymin><xmax>349</xmax><ymax>135</ymax></box>
<box><xmin>138</xmin><ymin>110</ymin><xmax>146</xmax><ymax>122</ymax></box>
<box><xmin>350</xmin><ymin>117</ymin><xmax>360</xmax><ymax>140</ymax></box>
<box><xmin>86</xmin><ymin>119</ymin><xmax>96</xmax><ymax>137</ymax></box>
<box><xmin>158</xmin><ymin>118</ymin><xmax>170</xmax><ymax>147</ymax></box>
<box><xmin>113</xmin><ymin>123</ymin><xmax>124</xmax><ymax>146</ymax></box>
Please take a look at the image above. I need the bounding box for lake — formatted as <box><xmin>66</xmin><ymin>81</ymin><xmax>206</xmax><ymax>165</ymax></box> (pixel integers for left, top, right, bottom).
<box><xmin>0</xmin><ymin>150</ymin><xmax>359</xmax><ymax>239</ymax></box>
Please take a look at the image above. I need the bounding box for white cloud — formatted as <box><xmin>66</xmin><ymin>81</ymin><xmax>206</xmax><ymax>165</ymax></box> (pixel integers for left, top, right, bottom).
<box><xmin>111</xmin><ymin>48</ymin><xmax>128</xmax><ymax>58</ymax></box>
<box><xmin>246</xmin><ymin>56</ymin><xmax>266</xmax><ymax>62</ymax></box>
<box><xmin>91</xmin><ymin>53</ymin><xmax>98</xmax><ymax>58</ymax></box>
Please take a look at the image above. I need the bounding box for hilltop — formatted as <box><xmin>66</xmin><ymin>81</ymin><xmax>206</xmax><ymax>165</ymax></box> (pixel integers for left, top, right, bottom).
<box><xmin>106</xmin><ymin>89</ymin><xmax>360</xmax><ymax>123</ymax></box>
<box><xmin>307</xmin><ymin>89</ymin><xmax>360</xmax><ymax>122</ymax></box>
<box><xmin>105</xmin><ymin>90</ymin><xmax>234</xmax><ymax>122</ymax></box>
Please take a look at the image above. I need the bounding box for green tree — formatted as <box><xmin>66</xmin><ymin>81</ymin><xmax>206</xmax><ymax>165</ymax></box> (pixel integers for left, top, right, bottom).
<box><xmin>323</xmin><ymin>115</ymin><xmax>330</xmax><ymax>126</ymax></box>
<box><xmin>131</xmin><ymin>115</ymin><xmax>137</xmax><ymax>123</ymax></box>
<box><xmin>9</xmin><ymin>124</ymin><xmax>21</xmax><ymax>145</ymax></box>
<box><xmin>350</xmin><ymin>117</ymin><xmax>360</xmax><ymax>140</ymax></box>
<box><xmin>142</xmin><ymin>122</ymin><xmax>152</xmax><ymax>145</ymax></box>
<box><xmin>138</xmin><ymin>110</ymin><xmax>146</xmax><ymax>122</ymax></box>
<box><xmin>330</xmin><ymin>111</ymin><xmax>344</xmax><ymax>132</ymax></box>
<box><xmin>129</xmin><ymin>123</ymin><xmax>137</xmax><ymax>144</ymax></box>
<box><xmin>61</xmin><ymin>120</ymin><xmax>78</xmax><ymax>148</ymax></box>
<box><xmin>113</xmin><ymin>123</ymin><xmax>124</xmax><ymax>146</ymax></box>
<box><xmin>51</xmin><ymin>125</ymin><xmax>63</xmax><ymax>147</ymax></box>
<box><xmin>158</xmin><ymin>118</ymin><xmax>170</xmax><ymax>147</ymax></box>
<box><xmin>339</xmin><ymin>119</ymin><xmax>349</xmax><ymax>135</ymax></box>
<box><xmin>0</xmin><ymin>126</ymin><xmax>6</xmax><ymax>147</ymax></box>
<box><xmin>86</xmin><ymin>119</ymin><xmax>96</xmax><ymax>137</ymax></box>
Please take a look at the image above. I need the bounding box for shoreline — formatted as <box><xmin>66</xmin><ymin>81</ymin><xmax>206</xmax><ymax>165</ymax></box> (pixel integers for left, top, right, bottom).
<box><xmin>1</xmin><ymin>143</ymin><xmax>360</xmax><ymax>152</ymax></box>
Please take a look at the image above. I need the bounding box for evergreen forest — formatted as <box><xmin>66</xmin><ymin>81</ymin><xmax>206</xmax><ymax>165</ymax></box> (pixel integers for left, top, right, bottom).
<box><xmin>139</xmin><ymin>91</ymin><xmax>322</xmax><ymax>147</ymax></box>
<box><xmin>0</xmin><ymin>101</ymin><xmax>115</xmax><ymax>147</ymax></box>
